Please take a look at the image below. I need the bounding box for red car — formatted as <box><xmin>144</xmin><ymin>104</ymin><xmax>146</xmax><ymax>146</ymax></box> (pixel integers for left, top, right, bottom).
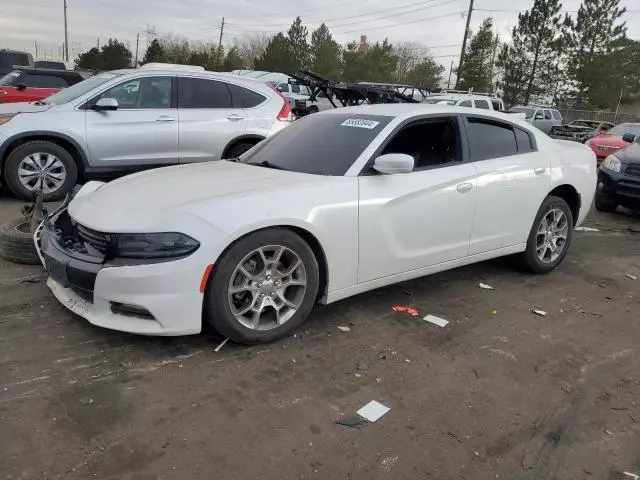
<box><xmin>586</xmin><ymin>122</ymin><xmax>640</xmax><ymax>164</ymax></box>
<box><xmin>0</xmin><ymin>67</ymin><xmax>86</xmax><ymax>104</ymax></box>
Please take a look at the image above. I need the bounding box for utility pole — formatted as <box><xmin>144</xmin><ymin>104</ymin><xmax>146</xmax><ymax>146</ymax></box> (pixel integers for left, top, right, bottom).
<box><xmin>134</xmin><ymin>32</ymin><xmax>140</xmax><ymax>67</ymax></box>
<box><xmin>447</xmin><ymin>60</ymin><xmax>454</xmax><ymax>89</ymax></box>
<box><xmin>35</xmin><ymin>42</ymin><xmax>39</xmax><ymax>59</ymax></box>
<box><xmin>63</xmin><ymin>0</ymin><xmax>69</xmax><ymax>62</ymax></box>
<box><xmin>455</xmin><ymin>0</ymin><xmax>474</xmax><ymax>89</ymax></box>
<box><xmin>97</xmin><ymin>38</ymin><xmax>100</xmax><ymax>49</ymax></box>
<box><xmin>489</xmin><ymin>34</ymin><xmax>499</xmax><ymax>93</ymax></box>
<box><xmin>218</xmin><ymin>17</ymin><xmax>225</xmax><ymax>49</ymax></box>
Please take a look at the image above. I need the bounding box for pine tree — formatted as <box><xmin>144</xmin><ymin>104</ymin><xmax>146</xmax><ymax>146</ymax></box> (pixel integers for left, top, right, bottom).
<box><xmin>564</xmin><ymin>0</ymin><xmax>627</xmax><ymax>107</ymax></box>
<box><xmin>457</xmin><ymin>18</ymin><xmax>497</xmax><ymax>92</ymax></box>
<box><xmin>100</xmin><ymin>39</ymin><xmax>132</xmax><ymax>69</ymax></box>
<box><xmin>342</xmin><ymin>39</ymin><xmax>397</xmax><ymax>83</ymax></box>
<box><xmin>142</xmin><ymin>39</ymin><xmax>164</xmax><ymax>65</ymax></box>
<box><xmin>223</xmin><ymin>46</ymin><xmax>245</xmax><ymax>71</ymax></box>
<box><xmin>75</xmin><ymin>47</ymin><xmax>103</xmax><ymax>70</ymax></box>
<box><xmin>287</xmin><ymin>17</ymin><xmax>310</xmax><ymax>71</ymax></box>
<box><xmin>255</xmin><ymin>33</ymin><xmax>295</xmax><ymax>72</ymax></box>
<box><xmin>406</xmin><ymin>58</ymin><xmax>444</xmax><ymax>87</ymax></box>
<box><xmin>310</xmin><ymin>23</ymin><xmax>341</xmax><ymax>78</ymax></box>
<box><xmin>498</xmin><ymin>0</ymin><xmax>564</xmax><ymax>106</ymax></box>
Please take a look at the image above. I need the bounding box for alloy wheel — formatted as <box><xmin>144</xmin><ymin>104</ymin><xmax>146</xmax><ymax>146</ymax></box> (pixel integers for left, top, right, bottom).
<box><xmin>17</xmin><ymin>153</ymin><xmax>67</xmax><ymax>194</ymax></box>
<box><xmin>536</xmin><ymin>208</ymin><xmax>569</xmax><ymax>263</ymax></box>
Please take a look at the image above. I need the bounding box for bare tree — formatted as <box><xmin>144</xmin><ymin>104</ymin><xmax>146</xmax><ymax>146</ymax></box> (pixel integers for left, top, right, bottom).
<box><xmin>234</xmin><ymin>33</ymin><xmax>272</xmax><ymax>69</ymax></box>
<box><xmin>394</xmin><ymin>41</ymin><xmax>422</xmax><ymax>82</ymax></box>
<box><xmin>159</xmin><ymin>34</ymin><xmax>192</xmax><ymax>64</ymax></box>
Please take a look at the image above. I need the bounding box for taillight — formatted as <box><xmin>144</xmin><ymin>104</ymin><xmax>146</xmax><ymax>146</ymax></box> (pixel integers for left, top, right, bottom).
<box><xmin>267</xmin><ymin>83</ymin><xmax>292</xmax><ymax>122</ymax></box>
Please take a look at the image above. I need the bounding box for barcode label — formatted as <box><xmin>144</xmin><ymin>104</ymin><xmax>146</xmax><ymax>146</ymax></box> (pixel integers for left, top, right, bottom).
<box><xmin>340</xmin><ymin>118</ymin><xmax>380</xmax><ymax>129</ymax></box>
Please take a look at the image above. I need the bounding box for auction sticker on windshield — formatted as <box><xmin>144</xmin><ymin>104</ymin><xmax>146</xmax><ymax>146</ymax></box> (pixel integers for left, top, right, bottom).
<box><xmin>341</xmin><ymin>118</ymin><xmax>380</xmax><ymax>129</ymax></box>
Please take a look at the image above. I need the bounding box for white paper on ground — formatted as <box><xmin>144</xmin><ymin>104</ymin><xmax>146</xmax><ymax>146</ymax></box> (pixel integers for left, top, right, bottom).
<box><xmin>423</xmin><ymin>314</ymin><xmax>449</xmax><ymax>327</ymax></box>
<box><xmin>479</xmin><ymin>283</ymin><xmax>495</xmax><ymax>290</ymax></box>
<box><xmin>575</xmin><ymin>226</ymin><xmax>600</xmax><ymax>232</ymax></box>
<box><xmin>337</xmin><ymin>326</ymin><xmax>351</xmax><ymax>332</ymax></box>
<box><xmin>625</xmin><ymin>273</ymin><xmax>638</xmax><ymax>280</ymax></box>
<box><xmin>531</xmin><ymin>309</ymin><xmax>547</xmax><ymax>317</ymax></box>
<box><xmin>356</xmin><ymin>400</ymin><xmax>391</xmax><ymax>422</ymax></box>
<box><xmin>214</xmin><ymin>338</ymin><xmax>229</xmax><ymax>352</ymax></box>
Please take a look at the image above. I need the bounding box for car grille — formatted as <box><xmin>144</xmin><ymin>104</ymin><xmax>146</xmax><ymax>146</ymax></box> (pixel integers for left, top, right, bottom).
<box><xmin>625</xmin><ymin>163</ymin><xmax>640</xmax><ymax>178</ymax></box>
<box><xmin>76</xmin><ymin>224</ymin><xmax>108</xmax><ymax>253</ymax></box>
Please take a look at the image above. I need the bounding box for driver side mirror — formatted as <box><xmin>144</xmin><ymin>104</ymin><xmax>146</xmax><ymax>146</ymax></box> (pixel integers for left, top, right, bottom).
<box><xmin>92</xmin><ymin>97</ymin><xmax>118</xmax><ymax>111</ymax></box>
<box><xmin>622</xmin><ymin>133</ymin><xmax>635</xmax><ymax>143</ymax></box>
<box><xmin>15</xmin><ymin>83</ymin><xmax>26</xmax><ymax>91</ymax></box>
<box><xmin>373</xmin><ymin>153</ymin><xmax>414</xmax><ymax>174</ymax></box>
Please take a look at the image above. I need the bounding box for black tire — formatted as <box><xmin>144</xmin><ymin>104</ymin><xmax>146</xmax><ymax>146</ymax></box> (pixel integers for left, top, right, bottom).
<box><xmin>224</xmin><ymin>141</ymin><xmax>257</xmax><ymax>159</ymax></box>
<box><xmin>594</xmin><ymin>194</ymin><xmax>617</xmax><ymax>212</ymax></box>
<box><xmin>307</xmin><ymin>106</ymin><xmax>319</xmax><ymax>114</ymax></box>
<box><xmin>0</xmin><ymin>218</ymin><xmax>40</xmax><ymax>265</ymax></box>
<box><xmin>4</xmin><ymin>141</ymin><xmax>78</xmax><ymax>201</ymax></box>
<box><xmin>204</xmin><ymin>228</ymin><xmax>320</xmax><ymax>344</ymax></box>
<box><xmin>521</xmin><ymin>196</ymin><xmax>574</xmax><ymax>274</ymax></box>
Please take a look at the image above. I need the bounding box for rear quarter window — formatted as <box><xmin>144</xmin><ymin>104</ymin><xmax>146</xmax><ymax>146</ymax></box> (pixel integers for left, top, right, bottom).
<box><xmin>515</xmin><ymin>128</ymin><xmax>534</xmax><ymax>153</ymax></box>
<box><xmin>475</xmin><ymin>99</ymin><xmax>490</xmax><ymax>110</ymax></box>
<box><xmin>227</xmin><ymin>83</ymin><xmax>266</xmax><ymax>108</ymax></box>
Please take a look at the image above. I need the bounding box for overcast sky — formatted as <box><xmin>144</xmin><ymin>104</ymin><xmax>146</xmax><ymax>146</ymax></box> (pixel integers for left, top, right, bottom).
<box><xmin>2</xmin><ymin>0</ymin><xmax>639</xmax><ymax>72</ymax></box>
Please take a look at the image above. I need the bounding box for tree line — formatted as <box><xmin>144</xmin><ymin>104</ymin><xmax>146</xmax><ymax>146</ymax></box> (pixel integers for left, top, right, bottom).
<box><xmin>75</xmin><ymin>0</ymin><xmax>637</xmax><ymax>110</ymax></box>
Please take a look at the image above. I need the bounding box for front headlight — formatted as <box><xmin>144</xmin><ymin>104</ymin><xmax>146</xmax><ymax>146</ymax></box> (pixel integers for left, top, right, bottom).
<box><xmin>0</xmin><ymin>114</ymin><xmax>15</xmax><ymax>126</ymax></box>
<box><xmin>115</xmin><ymin>232</ymin><xmax>200</xmax><ymax>259</ymax></box>
<box><xmin>602</xmin><ymin>155</ymin><xmax>621</xmax><ymax>173</ymax></box>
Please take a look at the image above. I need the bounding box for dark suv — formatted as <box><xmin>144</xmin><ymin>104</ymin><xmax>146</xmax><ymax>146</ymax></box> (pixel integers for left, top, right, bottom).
<box><xmin>596</xmin><ymin>137</ymin><xmax>640</xmax><ymax>212</ymax></box>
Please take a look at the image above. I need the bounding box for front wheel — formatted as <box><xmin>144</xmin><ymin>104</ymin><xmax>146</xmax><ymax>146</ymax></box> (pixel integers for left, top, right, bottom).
<box><xmin>204</xmin><ymin>228</ymin><xmax>320</xmax><ymax>344</ymax></box>
<box><xmin>522</xmin><ymin>196</ymin><xmax>574</xmax><ymax>274</ymax></box>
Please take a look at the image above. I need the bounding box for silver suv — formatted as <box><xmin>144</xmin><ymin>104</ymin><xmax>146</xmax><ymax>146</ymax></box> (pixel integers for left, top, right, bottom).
<box><xmin>0</xmin><ymin>64</ymin><xmax>292</xmax><ymax>200</ymax></box>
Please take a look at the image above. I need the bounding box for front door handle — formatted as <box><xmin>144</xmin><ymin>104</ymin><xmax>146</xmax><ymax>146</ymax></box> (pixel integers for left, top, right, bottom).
<box><xmin>534</xmin><ymin>167</ymin><xmax>546</xmax><ymax>175</ymax></box>
<box><xmin>155</xmin><ymin>115</ymin><xmax>176</xmax><ymax>122</ymax></box>
<box><xmin>227</xmin><ymin>114</ymin><xmax>246</xmax><ymax>121</ymax></box>
<box><xmin>457</xmin><ymin>182</ymin><xmax>473</xmax><ymax>193</ymax></box>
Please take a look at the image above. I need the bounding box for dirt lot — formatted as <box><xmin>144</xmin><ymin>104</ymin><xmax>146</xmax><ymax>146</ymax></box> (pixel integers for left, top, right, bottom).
<box><xmin>1</xmin><ymin>194</ymin><xmax>639</xmax><ymax>480</ymax></box>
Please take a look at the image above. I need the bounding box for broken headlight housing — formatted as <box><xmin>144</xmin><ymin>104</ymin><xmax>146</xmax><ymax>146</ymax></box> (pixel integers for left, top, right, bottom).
<box><xmin>114</xmin><ymin>232</ymin><xmax>200</xmax><ymax>259</ymax></box>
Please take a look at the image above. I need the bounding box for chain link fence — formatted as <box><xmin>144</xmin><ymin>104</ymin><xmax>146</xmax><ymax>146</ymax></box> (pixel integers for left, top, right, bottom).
<box><xmin>556</xmin><ymin>108</ymin><xmax>640</xmax><ymax>124</ymax></box>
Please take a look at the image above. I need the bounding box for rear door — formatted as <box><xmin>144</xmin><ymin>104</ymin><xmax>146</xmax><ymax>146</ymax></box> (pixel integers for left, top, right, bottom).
<box><xmin>85</xmin><ymin>75</ymin><xmax>178</xmax><ymax>166</ymax></box>
<box><xmin>465</xmin><ymin>116</ymin><xmax>551</xmax><ymax>254</ymax></box>
<box><xmin>177</xmin><ymin>76</ymin><xmax>247</xmax><ymax>163</ymax></box>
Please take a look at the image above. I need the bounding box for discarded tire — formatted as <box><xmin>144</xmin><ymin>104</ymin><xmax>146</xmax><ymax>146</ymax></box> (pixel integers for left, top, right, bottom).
<box><xmin>0</xmin><ymin>218</ymin><xmax>40</xmax><ymax>265</ymax></box>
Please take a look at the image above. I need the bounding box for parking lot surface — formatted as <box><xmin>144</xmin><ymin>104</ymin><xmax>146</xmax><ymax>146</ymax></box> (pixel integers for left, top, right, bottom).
<box><xmin>1</xmin><ymin>196</ymin><xmax>639</xmax><ymax>480</ymax></box>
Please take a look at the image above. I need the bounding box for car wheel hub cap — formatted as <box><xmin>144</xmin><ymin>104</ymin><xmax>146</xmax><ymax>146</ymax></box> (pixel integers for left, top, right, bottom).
<box><xmin>536</xmin><ymin>208</ymin><xmax>569</xmax><ymax>264</ymax></box>
<box><xmin>17</xmin><ymin>153</ymin><xmax>66</xmax><ymax>194</ymax></box>
<box><xmin>228</xmin><ymin>245</ymin><xmax>307</xmax><ymax>331</ymax></box>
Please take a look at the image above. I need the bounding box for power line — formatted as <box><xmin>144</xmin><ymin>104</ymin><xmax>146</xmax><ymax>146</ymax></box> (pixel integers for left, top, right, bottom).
<box><xmin>225</xmin><ymin>0</ymin><xmax>393</xmax><ymax>20</ymax></box>
<box><xmin>474</xmin><ymin>8</ymin><xmax>640</xmax><ymax>13</ymax></box>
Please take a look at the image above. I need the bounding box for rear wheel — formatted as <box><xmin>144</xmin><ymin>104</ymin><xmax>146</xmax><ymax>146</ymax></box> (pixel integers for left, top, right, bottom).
<box><xmin>522</xmin><ymin>196</ymin><xmax>574</xmax><ymax>274</ymax></box>
<box><xmin>595</xmin><ymin>194</ymin><xmax>617</xmax><ymax>212</ymax></box>
<box><xmin>307</xmin><ymin>105</ymin><xmax>319</xmax><ymax>114</ymax></box>
<box><xmin>204</xmin><ymin>228</ymin><xmax>320</xmax><ymax>344</ymax></box>
<box><xmin>223</xmin><ymin>141</ymin><xmax>257</xmax><ymax>159</ymax></box>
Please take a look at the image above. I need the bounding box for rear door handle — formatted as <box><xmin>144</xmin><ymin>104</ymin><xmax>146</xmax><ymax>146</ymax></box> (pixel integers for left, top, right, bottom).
<box><xmin>227</xmin><ymin>114</ymin><xmax>246</xmax><ymax>121</ymax></box>
<box><xmin>457</xmin><ymin>182</ymin><xmax>473</xmax><ymax>193</ymax></box>
<box><xmin>155</xmin><ymin>115</ymin><xmax>176</xmax><ymax>122</ymax></box>
<box><xmin>534</xmin><ymin>167</ymin><xmax>546</xmax><ymax>175</ymax></box>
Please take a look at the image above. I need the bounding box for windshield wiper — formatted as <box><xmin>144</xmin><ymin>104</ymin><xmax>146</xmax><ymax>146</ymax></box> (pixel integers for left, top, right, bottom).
<box><xmin>246</xmin><ymin>161</ymin><xmax>288</xmax><ymax>171</ymax></box>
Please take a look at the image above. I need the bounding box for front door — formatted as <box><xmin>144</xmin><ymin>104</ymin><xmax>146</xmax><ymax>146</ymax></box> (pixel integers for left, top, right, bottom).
<box><xmin>357</xmin><ymin>116</ymin><xmax>477</xmax><ymax>283</ymax></box>
<box><xmin>464</xmin><ymin>116</ymin><xmax>551</xmax><ymax>254</ymax></box>
<box><xmin>85</xmin><ymin>76</ymin><xmax>178</xmax><ymax>166</ymax></box>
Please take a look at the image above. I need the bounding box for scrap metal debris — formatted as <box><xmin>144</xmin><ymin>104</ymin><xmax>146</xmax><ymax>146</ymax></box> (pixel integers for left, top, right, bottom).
<box><xmin>575</xmin><ymin>226</ymin><xmax>600</xmax><ymax>232</ymax></box>
<box><xmin>337</xmin><ymin>326</ymin><xmax>351</xmax><ymax>332</ymax></box>
<box><xmin>356</xmin><ymin>400</ymin><xmax>391</xmax><ymax>422</ymax></box>
<box><xmin>625</xmin><ymin>274</ymin><xmax>638</xmax><ymax>280</ymax></box>
<box><xmin>214</xmin><ymin>338</ymin><xmax>229</xmax><ymax>352</ymax></box>
<box><xmin>423</xmin><ymin>314</ymin><xmax>449</xmax><ymax>327</ymax></box>
<box><xmin>478</xmin><ymin>282</ymin><xmax>495</xmax><ymax>290</ymax></box>
<box><xmin>531</xmin><ymin>309</ymin><xmax>547</xmax><ymax>317</ymax></box>
<box><xmin>336</xmin><ymin>417</ymin><xmax>368</xmax><ymax>429</ymax></box>
<box><xmin>392</xmin><ymin>305</ymin><xmax>419</xmax><ymax>316</ymax></box>
<box><xmin>79</xmin><ymin>397</ymin><xmax>94</xmax><ymax>405</ymax></box>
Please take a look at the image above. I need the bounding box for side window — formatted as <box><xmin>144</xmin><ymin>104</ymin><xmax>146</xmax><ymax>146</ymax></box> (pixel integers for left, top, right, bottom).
<box><xmin>381</xmin><ymin>118</ymin><xmax>461</xmax><ymax>171</ymax></box>
<box><xmin>277</xmin><ymin>83</ymin><xmax>289</xmax><ymax>93</ymax></box>
<box><xmin>291</xmin><ymin>84</ymin><xmax>301</xmax><ymax>94</ymax></box>
<box><xmin>23</xmin><ymin>74</ymin><xmax>69</xmax><ymax>88</ymax></box>
<box><xmin>227</xmin><ymin>83</ymin><xmax>266</xmax><ymax>108</ymax></box>
<box><xmin>491</xmin><ymin>100</ymin><xmax>502</xmax><ymax>110</ymax></box>
<box><xmin>459</xmin><ymin>100</ymin><xmax>472</xmax><ymax>107</ymax></box>
<box><xmin>544</xmin><ymin>109</ymin><xmax>552</xmax><ymax>120</ymax></box>
<box><xmin>515</xmin><ymin>128</ymin><xmax>534</xmax><ymax>153</ymax></box>
<box><xmin>475</xmin><ymin>99</ymin><xmax>490</xmax><ymax>110</ymax></box>
<box><xmin>178</xmin><ymin>77</ymin><xmax>231</xmax><ymax>108</ymax></box>
<box><xmin>552</xmin><ymin>109</ymin><xmax>562</xmax><ymax>120</ymax></box>
<box><xmin>99</xmin><ymin>76</ymin><xmax>172</xmax><ymax>109</ymax></box>
<box><xmin>466</xmin><ymin>118</ymin><xmax>518</xmax><ymax>162</ymax></box>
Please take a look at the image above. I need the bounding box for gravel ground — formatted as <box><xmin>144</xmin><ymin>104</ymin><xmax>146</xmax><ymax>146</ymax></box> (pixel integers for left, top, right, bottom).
<box><xmin>1</xmin><ymin>194</ymin><xmax>639</xmax><ymax>480</ymax></box>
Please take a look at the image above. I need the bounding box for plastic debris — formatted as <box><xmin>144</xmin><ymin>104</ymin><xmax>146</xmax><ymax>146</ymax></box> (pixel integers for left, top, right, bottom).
<box><xmin>625</xmin><ymin>274</ymin><xmax>638</xmax><ymax>280</ymax></box>
<box><xmin>531</xmin><ymin>309</ymin><xmax>547</xmax><ymax>317</ymax></box>
<box><xmin>337</xmin><ymin>326</ymin><xmax>351</xmax><ymax>332</ymax></box>
<box><xmin>575</xmin><ymin>226</ymin><xmax>600</xmax><ymax>232</ymax></box>
<box><xmin>479</xmin><ymin>282</ymin><xmax>495</xmax><ymax>290</ymax></box>
<box><xmin>423</xmin><ymin>314</ymin><xmax>449</xmax><ymax>327</ymax></box>
<box><xmin>492</xmin><ymin>310</ymin><xmax>498</xmax><ymax>315</ymax></box>
<box><xmin>392</xmin><ymin>305</ymin><xmax>419</xmax><ymax>316</ymax></box>
<box><xmin>356</xmin><ymin>400</ymin><xmax>391</xmax><ymax>422</ymax></box>
<box><xmin>214</xmin><ymin>338</ymin><xmax>229</xmax><ymax>352</ymax></box>
<box><xmin>336</xmin><ymin>417</ymin><xmax>368</xmax><ymax>429</ymax></box>
<box><xmin>79</xmin><ymin>398</ymin><xmax>94</xmax><ymax>405</ymax></box>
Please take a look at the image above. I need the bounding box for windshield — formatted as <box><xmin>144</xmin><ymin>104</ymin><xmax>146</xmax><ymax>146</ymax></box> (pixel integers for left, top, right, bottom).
<box><xmin>608</xmin><ymin>123</ymin><xmax>640</xmax><ymax>137</ymax></box>
<box><xmin>0</xmin><ymin>71</ymin><xmax>20</xmax><ymax>86</ymax></box>
<box><xmin>423</xmin><ymin>97</ymin><xmax>457</xmax><ymax>105</ymax></box>
<box><xmin>43</xmin><ymin>72</ymin><xmax>120</xmax><ymax>105</ymax></box>
<box><xmin>509</xmin><ymin>107</ymin><xmax>536</xmax><ymax>119</ymax></box>
<box><xmin>240</xmin><ymin>114</ymin><xmax>392</xmax><ymax>176</ymax></box>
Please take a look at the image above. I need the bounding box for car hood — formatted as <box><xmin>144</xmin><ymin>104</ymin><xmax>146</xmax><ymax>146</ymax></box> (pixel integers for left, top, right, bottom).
<box><xmin>614</xmin><ymin>142</ymin><xmax>640</xmax><ymax>164</ymax></box>
<box><xmin>0</xmin><ymin>101</ymin><xmax>53</xmax><ymax>114</ymax></box>
<box><xmin>68</xmin><ymin>161</ymin><xmax>329</xmax><ymax>231</ymax></box>
<box><xmin>588</xmin><ymin>135</ymin><xmax>627</xmax><ymax>148</ymax></box>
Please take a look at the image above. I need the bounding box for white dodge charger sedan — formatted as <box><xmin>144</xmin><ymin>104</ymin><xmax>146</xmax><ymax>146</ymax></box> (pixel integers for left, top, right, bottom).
<box><xmin>36</xmin><ymin>104</ymin><xmax>596</xmax><ymax>344</ymax></box>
